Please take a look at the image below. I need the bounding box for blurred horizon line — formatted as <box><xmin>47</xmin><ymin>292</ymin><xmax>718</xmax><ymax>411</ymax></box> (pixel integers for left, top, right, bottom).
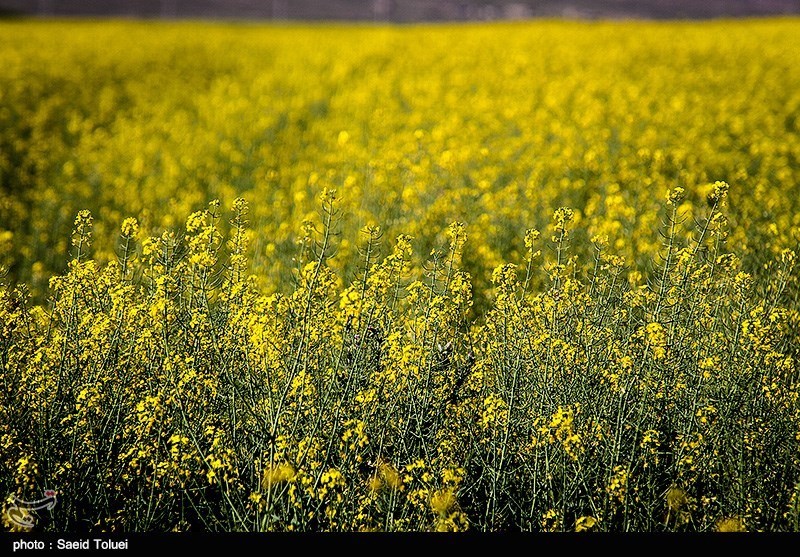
<box><xmin>2</xmin><ymin>0</ymin><xmax>800</xmax><ymax>22</ymax></box>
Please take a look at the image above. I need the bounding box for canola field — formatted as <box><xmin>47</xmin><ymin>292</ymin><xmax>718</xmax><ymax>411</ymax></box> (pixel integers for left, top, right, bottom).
<box><xmin>1</xmin><ymin>19</ymin><xmax>800</xmax><ymax>532</ymax></box>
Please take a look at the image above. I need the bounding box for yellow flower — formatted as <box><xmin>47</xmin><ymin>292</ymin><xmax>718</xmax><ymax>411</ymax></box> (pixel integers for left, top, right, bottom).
<box><xmin>607</xmin><ymin>465</ymin><xmax>629</xmax><ymax>504</ymax></box>
<box><xmin>368</xmin><ymin>476</ymin><xmax>383</xmax><ymax>493</ymax></box>
<box><xmin>553</xmin><ymin>207</ymin><xmax>575</xmax><ymax>234</ymax></box>
<box><xmin>120</xmin><ymin>218</ymin><xmax>139</xmax><ymax>239</ymax></box>
<box><xmin>717</xmin><ymin>517</ymin><xmax>746</xmax><ymax>532</ymax></box>
<box><xmin>378</xmin><ymin>461</ymin><xmax>403</xmax><ymax>491</ymax></box>
<box><xmin>644</xmin><ymin>322</ymin><xmax>667</xmax><ymax>360</ymax></box>
<box><xmin>430</xmin><ymin>489</ymin><xmax>457</xmax><ymax>516</ymax></box>
<box><xmin>666</xmin><ymin>187</ymin><xmax>686</xmax><ymax>205</ymax></box>
<box><xmin>575</xmin><ymin>516</ymin><xmax>597</xmax><ymax>532</ymax></box>
<box><xmin>262</xmin><ymin>463</ymin><xmax>296</xmax><ymax>489</ymax></box>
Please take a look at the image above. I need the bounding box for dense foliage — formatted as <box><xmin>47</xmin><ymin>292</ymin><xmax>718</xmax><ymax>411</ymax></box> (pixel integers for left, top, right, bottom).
<box><xmin>1</xmin><ymin>20</ymin><xmax>799</xmax><ymax>532</ymax></box>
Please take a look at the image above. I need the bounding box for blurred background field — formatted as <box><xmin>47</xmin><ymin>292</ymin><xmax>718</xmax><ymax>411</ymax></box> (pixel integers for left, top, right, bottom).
<box><xmin>1</xmin><ymin>19</ymin><xmax>800</xmax><ymax>303</ymax></box>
